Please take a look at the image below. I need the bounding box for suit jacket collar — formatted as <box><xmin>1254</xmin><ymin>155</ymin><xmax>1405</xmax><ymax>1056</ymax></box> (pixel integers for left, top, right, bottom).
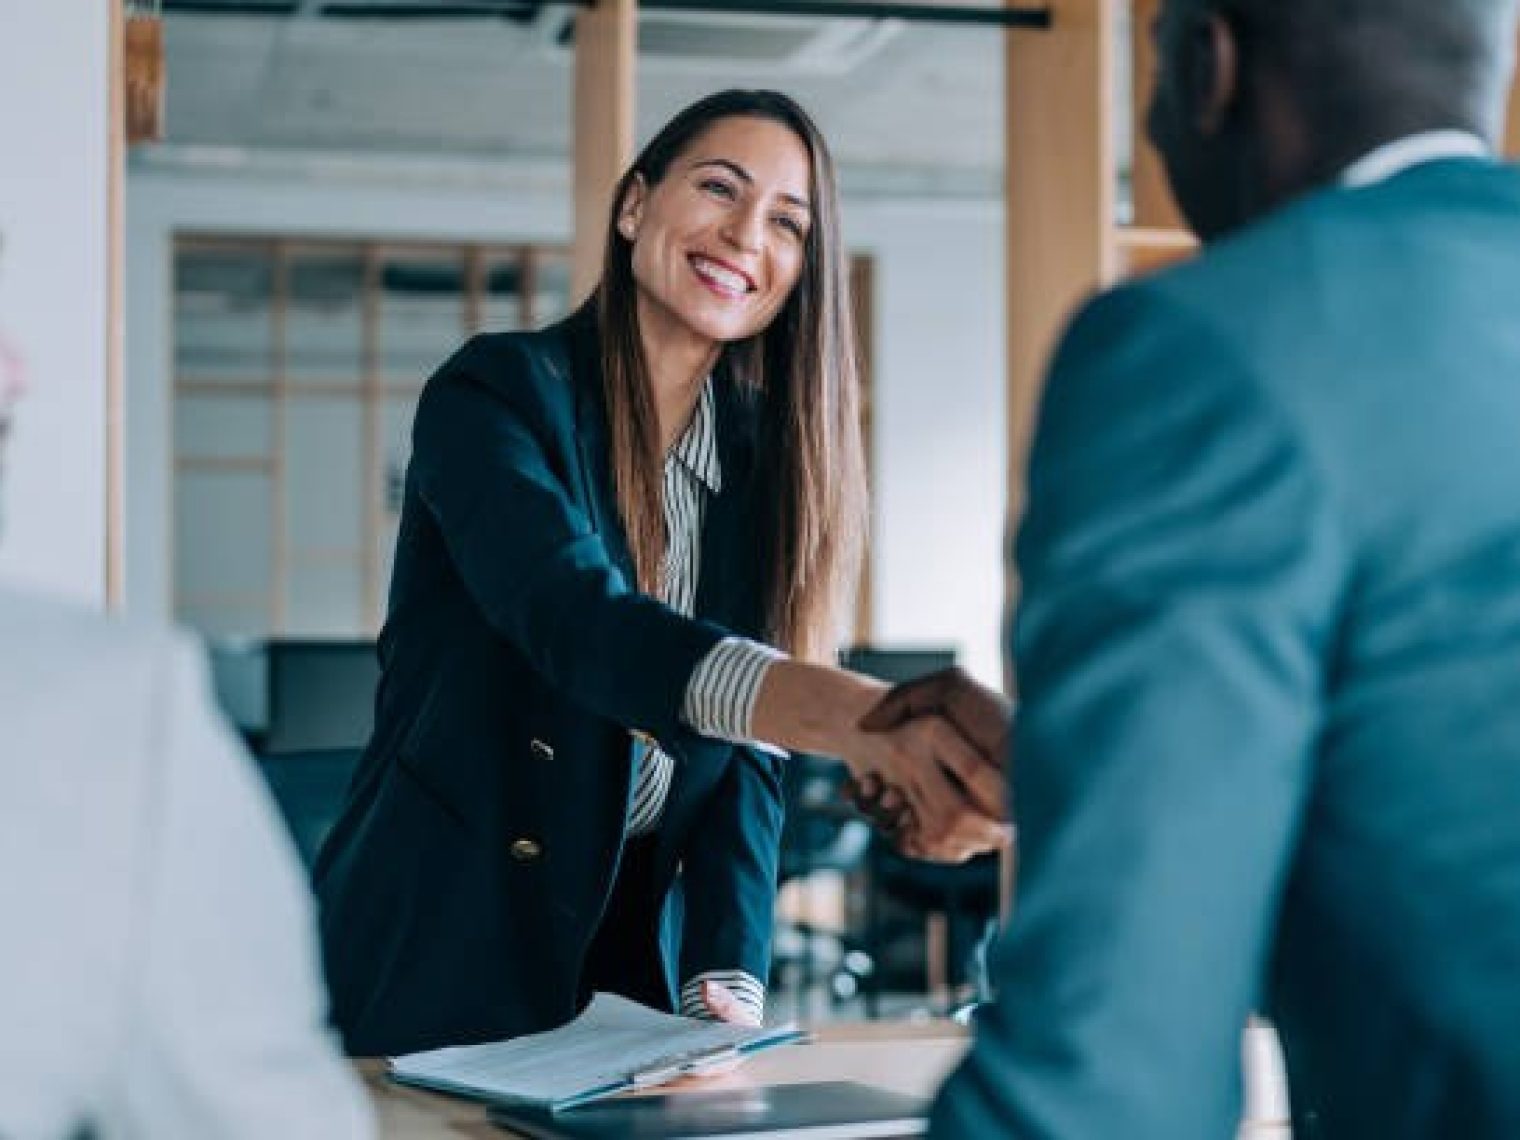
<box><xmin>557</xmin><ymin>303</ymin><xmax>764</xmax><ymax>637</ymax></box>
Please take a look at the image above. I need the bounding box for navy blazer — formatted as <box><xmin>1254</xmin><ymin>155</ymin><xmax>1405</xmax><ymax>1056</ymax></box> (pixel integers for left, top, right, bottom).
<box><xmin>314</xmin><ymin>306</ymin><xmax>785</xmax><ymax>1057</ymax></box>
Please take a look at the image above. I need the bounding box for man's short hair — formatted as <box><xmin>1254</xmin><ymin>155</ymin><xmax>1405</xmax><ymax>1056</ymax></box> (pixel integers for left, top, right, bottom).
<box><xmin>1218</xmin><ymin>0</ymin><xmax>1518</xmax><ymax>131</ymax></box>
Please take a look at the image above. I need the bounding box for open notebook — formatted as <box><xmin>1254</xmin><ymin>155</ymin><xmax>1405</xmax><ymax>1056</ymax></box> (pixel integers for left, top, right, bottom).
<box><xmin>388</xmin><ymin>993</ymin><xmax>807</xmax><ymax>1111</ymax></box>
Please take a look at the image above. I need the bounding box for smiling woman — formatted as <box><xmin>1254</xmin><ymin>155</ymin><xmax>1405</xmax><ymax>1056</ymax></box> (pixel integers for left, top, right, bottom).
<box><xmin>313</xmin><ymin>89</ymin><xmax>1009</xmax><ymax>1059</ymax></box>
<box><xmin>591</xmin><ymin>91</ymin><xmax>854</xmax><ymax>666</ymax></box>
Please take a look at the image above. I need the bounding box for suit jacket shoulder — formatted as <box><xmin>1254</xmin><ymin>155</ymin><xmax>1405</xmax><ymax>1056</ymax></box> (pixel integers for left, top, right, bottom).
<box><xmin>430</xmin><ymin>309</ymin><xmax>591</xmax><ymax>422</ymax></box>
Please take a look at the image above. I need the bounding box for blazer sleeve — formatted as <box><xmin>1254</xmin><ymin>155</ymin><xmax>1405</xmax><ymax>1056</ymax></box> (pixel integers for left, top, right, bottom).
<box><xmin>675</xmin><ymin>745</ymin><xmax>786</xmax><ymax>997</ymax></box>
<box><xmin>410</xmin><ymin>335</ymin><xmax>731</xmax><ymax>743</ymax></box>
<box><xmin>931</xmin><ymin>285</ymin><xmax>1349</xmax><ymax>1139</ymax></box>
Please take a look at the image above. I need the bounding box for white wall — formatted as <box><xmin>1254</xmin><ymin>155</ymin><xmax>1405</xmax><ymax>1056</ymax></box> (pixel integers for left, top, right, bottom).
<box><xmin>0</xmin><ymin>0</ymin><xmax>112</xmax><ymax>605</ymax></box>
<box><xmin>126</xmin><ymin>164</ymin><xmax>1007</xmax><ymax>682</ymax></box>
<box><xmin>862</xmin><ymin>205</ymin><xmax>1007</xmax><ymax>684</ymax></box>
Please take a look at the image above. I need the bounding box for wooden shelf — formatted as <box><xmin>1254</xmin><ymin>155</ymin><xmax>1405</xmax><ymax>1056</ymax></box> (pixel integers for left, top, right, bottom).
<box><xmin>1115</xmin><ymin>225</ymin><xmax>1198</xmax><ymax>277</ymax></box>
<box><xmin>175</xmin><ymin>455</ymin><xmax>274</xmax><ymax>474</ymax></box>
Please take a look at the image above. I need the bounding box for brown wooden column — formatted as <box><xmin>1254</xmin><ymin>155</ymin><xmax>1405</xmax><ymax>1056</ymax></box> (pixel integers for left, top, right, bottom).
<box><xmin>107</xmin><ymin>0</ymin><xmax>127</xmax><ymax>608</ymax></box>
<box><xmin>571</xmin><ymin>0</ymin><xmax>637</xmax><ymax>304</ymax></box>
<box><xmin>1506</xmin><ymin>31</ymin><xmax>1520</xmax><ymax>159</ymax></box>
<box><xmin>1005</xmin><ymin>0</ymin><xmax>1119</xmax><ymax>524</ymax></box>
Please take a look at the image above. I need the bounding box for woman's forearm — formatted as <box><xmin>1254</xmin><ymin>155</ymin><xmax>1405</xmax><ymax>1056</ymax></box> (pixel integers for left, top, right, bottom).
<box><xmin>748</xmin><ymin>658</ymin><xmax>886</xmax><ymax>761</ymax></box>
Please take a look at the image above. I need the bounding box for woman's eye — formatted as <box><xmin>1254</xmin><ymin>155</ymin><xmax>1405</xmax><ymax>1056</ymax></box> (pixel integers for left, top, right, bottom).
<box><xmin>699</xmin><ymin>178</ymin><xmax>737</xmax><ymax>199</ymax></box>
<box><xmin>773</xmin><ymin>215</ymin><xmax>806</xmax><ymax>239</ymax></box>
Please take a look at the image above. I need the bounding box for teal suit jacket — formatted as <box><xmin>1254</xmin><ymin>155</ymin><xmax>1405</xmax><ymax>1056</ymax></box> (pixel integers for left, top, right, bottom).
<box><xmin>933</xmin><ymin>159</ymin><xmax>1520</xmax><ymax>1138</ymax></box>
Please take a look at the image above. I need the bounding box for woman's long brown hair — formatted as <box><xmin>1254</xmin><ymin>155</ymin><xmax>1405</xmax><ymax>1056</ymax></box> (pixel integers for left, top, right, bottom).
<box><xmin>594</xmin><ymin>89</ymin><xmax>866</xmax><ymax>663</ymax></box>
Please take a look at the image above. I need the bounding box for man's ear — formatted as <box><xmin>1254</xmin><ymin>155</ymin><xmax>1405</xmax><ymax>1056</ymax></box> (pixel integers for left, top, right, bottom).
<box><xmin>1187</xmin><ymin>11</ymin><xmax>1241</xmax><ymax>137</ymax></box>
<box><xmin>617</xmin><ymin>174</ymin><xmax>647</xmax><ymax>241</ymax></box>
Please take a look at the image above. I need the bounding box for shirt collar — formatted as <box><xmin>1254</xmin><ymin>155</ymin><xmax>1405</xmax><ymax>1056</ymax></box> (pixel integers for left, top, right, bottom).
<box><xmin>668</xmin><ymin>379</ymin><xmax>722</xmax><ymax>495</ymax></box>
<box><xmin>1340</xmin><ymin>130</ymin><xmax>1491</xmax><ymax>189</ymax></box>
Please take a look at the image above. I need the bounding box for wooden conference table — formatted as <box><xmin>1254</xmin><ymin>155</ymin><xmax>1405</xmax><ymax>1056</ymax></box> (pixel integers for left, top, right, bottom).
<box><xmin>361</xmin><ymin>1020</ymin><xmax>969</xmax><ymax>1139</ymax></box>
<box><xmin>361</xmin><ymin>1018</ymin><xmax>1292</xmax><ymax>1139</ymax></box>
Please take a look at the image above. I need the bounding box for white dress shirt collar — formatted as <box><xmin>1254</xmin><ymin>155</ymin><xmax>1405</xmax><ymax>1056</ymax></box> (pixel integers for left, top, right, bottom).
<box><xmin>667</xmin><ymin>379</ymin><xmax>722</xmax><ymax>494</ymax></box>
<box><xmin>1340</xmin><ymin>129</ymin><xmax>1491</xmax><ymax>189</ymax></box>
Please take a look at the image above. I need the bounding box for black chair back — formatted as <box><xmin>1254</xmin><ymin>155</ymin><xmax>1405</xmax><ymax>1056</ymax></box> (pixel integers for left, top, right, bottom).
<box><xmin>257</xmin><ymin>747</ymin><xmax>362</xmax><ymax>871</ymax></box>
<box><xmin>779</xmin><ymin>753</ymin><xmax>872</xmax><ymax>884</ymax></box>
<box><xmin>264</xmin><ymin>640</ymin><xmax>379</xmax><ymax>753</ymax></box>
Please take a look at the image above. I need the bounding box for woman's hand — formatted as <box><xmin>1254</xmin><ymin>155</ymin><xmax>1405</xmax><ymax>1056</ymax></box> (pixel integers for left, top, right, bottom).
<box><xmin>698</xmin><ymin>979</ymin><xmax>762</xmax><ymax>1027</ymax></box>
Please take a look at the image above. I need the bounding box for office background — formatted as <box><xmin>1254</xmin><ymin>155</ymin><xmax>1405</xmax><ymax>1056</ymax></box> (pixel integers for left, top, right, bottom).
<box><xmin>117</xmin><ymin>4</ymin><xmax>1043</xmax><ymax>685</ymax></box>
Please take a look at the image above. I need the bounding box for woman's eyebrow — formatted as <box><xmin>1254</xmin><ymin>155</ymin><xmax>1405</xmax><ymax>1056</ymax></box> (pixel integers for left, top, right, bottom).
<box><xmin>690</xmin><ymin>158</ymin><xmax>812</xmax><ymax>212</ymax></box>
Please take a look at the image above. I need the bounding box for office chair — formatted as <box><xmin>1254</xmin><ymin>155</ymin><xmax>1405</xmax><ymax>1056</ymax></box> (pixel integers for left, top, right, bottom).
<box><xmin>207</xmin><ymin>637</ymin><xmax>270</xmax><ymax>748</ymax></box>
<box><xmin>263</xmin><ymin>639</ymin><xmax>380</xmax><ymax>753</ymax></box>
<box><xmin>866</xmin><ymin>846</ymin><xmax>1000</xmax><ymax>1013</ymax></box>
<box><xmin>770</xmin><ymin>752</ymin><xmax>876</xmax><ymax>1017</ymax></box>
<box><xmin>256</xmin><ymin>746</ymin><xmax>363</xmax><ymax>872</ymax></box>
<box><xmin>838</xmin><ymin>646</ymin><xmax>1002</xmax><ymax>1015</ymax></box>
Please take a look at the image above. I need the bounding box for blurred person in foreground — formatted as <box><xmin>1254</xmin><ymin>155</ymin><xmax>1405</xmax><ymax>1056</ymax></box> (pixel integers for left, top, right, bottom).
<box><xmin>914</xmin><ymin>0</ymin><xmax>1520</xmax><ymax>1136</ymax></box>
<box><xmin>0</xmin><ymin>241</ymin><xmax>370</xmax><ymax>1137</ymax></box>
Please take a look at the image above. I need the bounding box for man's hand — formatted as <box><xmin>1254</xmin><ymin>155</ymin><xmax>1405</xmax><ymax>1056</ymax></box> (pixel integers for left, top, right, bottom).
<box><xmin>849</xmin><ymin>668</ymin><xmax>1013</xmax><ymax>860</ymax></box>
<box><xmin>742</xmin><ymin>658</ymin><xmax>1010</xmax><ymax>862</ymax></box>
<box><xmin>859</xmin><ymin>666</ymin><xmax>1012</xmax><ymax>765</ymax></box>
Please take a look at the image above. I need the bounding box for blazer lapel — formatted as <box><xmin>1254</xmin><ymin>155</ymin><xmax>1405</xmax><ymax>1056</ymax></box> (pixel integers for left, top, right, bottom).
<box><xmin>564</xmin><ymin>308</ymin><xmax>638</xmax><ymax>584</ymax></box>
<box><xmin>565</xmin><ymin>312</ymin><xmax>763</xmax><ymax>635</ymax></box>
<box><xmin>694</xmin><ymin>373</ymin><xmax>764</xmax><ymax>637</ymax></box>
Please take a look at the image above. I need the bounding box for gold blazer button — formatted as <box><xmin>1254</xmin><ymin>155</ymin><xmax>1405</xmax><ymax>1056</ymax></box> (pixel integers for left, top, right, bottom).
<box><xmin>509</xmin><ymin>838</ymin><xmax>543</xmax><ymax>863</ymax></box>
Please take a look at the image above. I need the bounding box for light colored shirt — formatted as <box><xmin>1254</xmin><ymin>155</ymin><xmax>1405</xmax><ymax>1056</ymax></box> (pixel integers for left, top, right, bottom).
<box><xmin>0</xmin><ymin>590</ymin><xmax>372</xmax><ymax>1140</ymax></box>
<box><xmin>1340</xmin><ymin>129</ymin><xmax>1490</xmax><ymax>188</ymax></box>
<box><xmin>624</xmin><ymin>380</ymin><xmax>785</xmax><ymax>1023</ymax></box>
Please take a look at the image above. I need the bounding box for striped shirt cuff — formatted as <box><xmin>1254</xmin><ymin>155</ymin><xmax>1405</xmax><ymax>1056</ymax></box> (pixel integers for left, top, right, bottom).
<box><xmin>680</xmin><ymin>970</ymin><xmax>766</xmax><ymax>1023</ymax></box>
<box><xmin>682</xmin><ymin>637</ymin><xmax>786</xmax><ymax>748</ymax></box>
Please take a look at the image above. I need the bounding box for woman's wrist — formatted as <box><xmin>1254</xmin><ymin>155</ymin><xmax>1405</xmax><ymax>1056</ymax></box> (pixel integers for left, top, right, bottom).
<box><xmin>749</xmin><ymin>658</ymin><xmax>886</xmax><ymax>759</ymax></box>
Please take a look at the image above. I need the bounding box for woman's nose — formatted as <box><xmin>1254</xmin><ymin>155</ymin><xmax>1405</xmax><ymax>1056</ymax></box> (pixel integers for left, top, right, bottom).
<box><xmin>722</xmin><ymin>207</ymin><xmax>765</xmax><ymax>253</ymax></box>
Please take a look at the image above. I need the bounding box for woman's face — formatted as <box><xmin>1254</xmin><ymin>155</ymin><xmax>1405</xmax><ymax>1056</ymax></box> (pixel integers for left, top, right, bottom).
<box><xmin>620</xmin><ymin>114</ymin><xmax>814</xmax><ymax>351</ymax></box>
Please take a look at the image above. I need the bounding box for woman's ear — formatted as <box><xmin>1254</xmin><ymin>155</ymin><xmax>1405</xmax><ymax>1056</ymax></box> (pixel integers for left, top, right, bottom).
<box><xmin>1188</xmin><ymin>11</ymin><xmax>1242</xmax><ymax>137</ymax></box>
<box><xmin>617</xmin><ymin>175</ymin><xmax>647</xmax><ymax>241</ymax></box>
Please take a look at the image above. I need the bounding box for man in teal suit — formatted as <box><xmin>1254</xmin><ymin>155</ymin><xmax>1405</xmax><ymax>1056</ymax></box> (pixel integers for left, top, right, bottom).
<box><xmin>921</xmin><ymin>0</ymin><xmax>1520</xmax><ymax>1135</ymax></box>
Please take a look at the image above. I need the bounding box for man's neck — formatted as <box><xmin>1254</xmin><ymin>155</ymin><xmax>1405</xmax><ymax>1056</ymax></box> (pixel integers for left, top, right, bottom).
<box><xmin>1243</xmin><ymin>117</ymin><xmax>1492</xmax><ymax>236</ymax></box>
<box><xmin>1299</xmin><ymin>113</ymin><xmax>1493</xmax><ymax>191</ymax></box>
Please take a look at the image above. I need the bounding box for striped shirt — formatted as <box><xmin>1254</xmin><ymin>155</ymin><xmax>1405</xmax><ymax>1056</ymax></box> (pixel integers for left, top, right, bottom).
<box><xmin>623</xmin><ymin>379</ymin><xmax>784</xmax><ymax>1023</ymax></box>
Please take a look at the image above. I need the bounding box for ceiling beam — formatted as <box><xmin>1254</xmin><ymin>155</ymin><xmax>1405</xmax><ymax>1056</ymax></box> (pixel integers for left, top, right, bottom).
<box><xmin>624</xmin><ymin>0</ymin><xmax>1052</xmax><ymax>27</ymax></box>
<box><xmin>161</xmin><ymin>0</ymin><xmax>1052</xmax><ymax>24</ymax></box>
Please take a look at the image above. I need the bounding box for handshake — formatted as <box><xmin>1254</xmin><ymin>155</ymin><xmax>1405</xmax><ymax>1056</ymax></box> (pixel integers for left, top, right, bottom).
<box><xmin>844</xmin><ymin>667</ymin><xmax>1013</xmax><ymax>865</ymax></box>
